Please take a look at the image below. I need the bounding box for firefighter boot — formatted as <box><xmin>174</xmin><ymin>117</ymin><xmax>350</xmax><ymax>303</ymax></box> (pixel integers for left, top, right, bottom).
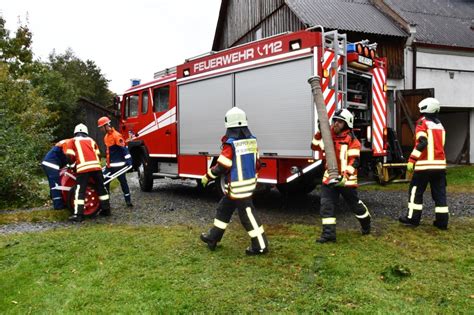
<box><xmin>99</xmin><ymin>200</ymin><xmax>111</xmax><ymax>216</ymax></box>
<box><xmin>246</xmin><ymin>232</ymin><xmax>269</xmax><ymax>256</ymax></box>
<box><xmin>358</xmin><ymin>216</ymin><xmax>371</xmax><ymax>235</ymax></box>
<box><xmin>317</xmin><ymin>225</ymin><xmax>336</xmax><ymax>243</ymax></box>
<box><xmin>125</xmin><ymin>194</ymin><xmax>133</xmax><ymax>207</ymax></box>
<box><xmin>399</xmin><ymin>210</ymin><xmax>422</xmax><ymax>227</ymax></box>
<box><xmin>200</xmin><ymin>233</ymin><xmax>218</xmax><ymax>251</ymax></box>
<box><xmin>433</xmin><ymin>213</ymin><xmax>449</xmax><ymax>230</ymax></box>
<box><xmin>69</xmin><ymin>202</ymin><xmax>85</xmax><ymax>222</ymax></box>
<box><xmin>68</xmin><ymin>214</ymin><xmax>84</xmax><ymax>222</ymax></box>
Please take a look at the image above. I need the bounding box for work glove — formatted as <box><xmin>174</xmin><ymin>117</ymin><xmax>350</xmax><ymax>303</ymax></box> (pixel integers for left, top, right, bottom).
<box><xmin>407</xmin><ymin>162</ymin><xmax>414</xmax><ymax>173</ymax></box>
<box><xmin>201</xmin><ymin>174</ymin><xmax>209</xmax><ymax>188</ymax></box>
<box><xmin>334</xmin><ymin>175</ymin><xmax>347</xmax><ymax>187</ymax></box>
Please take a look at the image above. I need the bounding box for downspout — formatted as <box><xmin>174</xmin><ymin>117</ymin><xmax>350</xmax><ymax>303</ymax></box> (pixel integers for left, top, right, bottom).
<box><xmin>412</xmin><ymin>45</ymin><xmax>417</xmax><ymax>89</ymax></box>
<box><xmin>405</xmin><ymin>24</ymin><xmax>417</xmax><ymax>90</ymax></box>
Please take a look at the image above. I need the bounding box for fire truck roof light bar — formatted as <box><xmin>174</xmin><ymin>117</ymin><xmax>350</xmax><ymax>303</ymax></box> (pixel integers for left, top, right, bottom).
<box><xmin>153</xmin><ymin>67</ymin><xmax>177</xmax><ymax>79</ymax></box>
<box><xmin>185</xmin><ymin>51</ymin><xmax>216</xmax><ymax>63</ymax></box>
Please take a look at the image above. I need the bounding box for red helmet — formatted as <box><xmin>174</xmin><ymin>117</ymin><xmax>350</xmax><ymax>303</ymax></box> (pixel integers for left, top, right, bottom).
<box><xmin>97</xmin><ymin>116</ymin><xmax>111</xmax><ymax>127</ymax></box>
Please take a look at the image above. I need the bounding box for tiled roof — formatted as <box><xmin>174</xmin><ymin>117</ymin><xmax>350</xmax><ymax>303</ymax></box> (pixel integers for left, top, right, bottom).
<box><xmin>285</xmin><ymin>0</ymin><xmax>407</xmax><ymax>37</ymax></box>
<box><xmin>385</xmin><ymin>0</ymin><xmax>474</xmax><ymax>48</ymax></box>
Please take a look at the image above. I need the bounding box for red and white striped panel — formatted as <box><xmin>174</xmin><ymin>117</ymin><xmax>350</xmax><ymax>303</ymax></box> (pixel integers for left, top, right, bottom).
<box><xmin>371</xmin><ymin>66</ymin><xmax>387</xmax><ymax>155</ymax></box>
<box><xmin>321</xmin><ymin>50</ymin><xmax>343</xmax><ymax>120</ymax></box>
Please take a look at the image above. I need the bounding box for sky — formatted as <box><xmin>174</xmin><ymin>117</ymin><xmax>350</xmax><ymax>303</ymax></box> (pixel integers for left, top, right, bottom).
<box><xmin>1</xmin><ymin>0</ymin><xmax>222</xmax><ymax>94</ymax></box>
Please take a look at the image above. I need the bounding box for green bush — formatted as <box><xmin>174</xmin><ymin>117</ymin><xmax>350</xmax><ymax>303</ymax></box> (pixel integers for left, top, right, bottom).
<box><xmin>0</xmin><ymin>64</ymin><xmax>53</xmax><ymax>208</ymax></box>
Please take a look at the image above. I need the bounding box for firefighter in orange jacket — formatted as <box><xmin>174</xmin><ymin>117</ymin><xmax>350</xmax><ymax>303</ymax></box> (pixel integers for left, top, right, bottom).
<box><xmin>399</xmin><ymin>98</ymin><xmax>449</xmax><ymax>229</ymax></box>
<box><xmin>97</xmin><ymin>116</ymin><xmax>133</xmax><ymax>207</ymax></box>
<box><xmin>65</xmin><ymin>124</ymin><xmax>110</xmax><ymax>222</ymax></box>
<box><xmin>311</xmin><ymin>109</ymin><xmax>371</xmax><ymax>243</ymax></box>
<box><xmin>200</xmin><ymin>107</ymin><xmax>269</xmax><ymax>255</ymax></box>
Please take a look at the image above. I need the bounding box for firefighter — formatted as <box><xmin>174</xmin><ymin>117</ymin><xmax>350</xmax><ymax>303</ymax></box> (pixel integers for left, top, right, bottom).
<box><xmin>41</xmin><ymin>139</ymin><xmax>69</xmax><ymax>209</ymax></box>
<box><xmin>65</xmin><ymin>123</ymin><xmax>110</xmax><ymax>222</ymax></box>
<box><xmin>311</xmin><ymin>109</ymin><xmax>371</xmax><ymax>243</ymax></box>
<box><xmin>200</xmin><ymin>107</ymin><xmax>269</xmax><ymax>255</ymax></box>
<box><xmin>399</xmin><ymin>97</ymin><xmax>449</xmax><ymax>229</ymax></box>
<box><xmin>97</xmin><ymin>116</ymin><xmax>133</xmax><ymax>207</ymax></box>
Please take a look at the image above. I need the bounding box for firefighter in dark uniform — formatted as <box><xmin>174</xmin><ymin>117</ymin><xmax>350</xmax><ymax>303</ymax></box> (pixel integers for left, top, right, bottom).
<box><xmin>97</xmin><ymin>116</ymin><xmax>133</xmax><ymax>207</ymax></box>
<box><xmin>399</xmin><ymin>97</ymin><xmax>449</xmax><ymax>229</ymax></box>
<box><xmin>311</xmin><ymin>109</ymin><xmax>371</xmax><ymax>243</ymax></box>
<box><xmin>200</xmin><ymin>107</ymin><xmax>269</xmax><ymax>255</ymax></box>
<box><xmin>41</xmin><ymin>139</ymin><xmax>69</xmax><ymax>209</ymax></box>
<box><xmin>65</xmin><ymin>123</ymin><xmax>110</xmax><ymax>222</ymax></box>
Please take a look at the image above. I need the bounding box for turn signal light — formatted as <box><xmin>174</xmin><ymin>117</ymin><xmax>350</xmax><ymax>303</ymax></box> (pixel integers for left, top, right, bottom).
<box><xmin>323</xmin><ymin>69</ymin><xmax>330</xmax><ymax>78</ymax></box>
<box><xmin>383</xmin><ymin>84</ymin><xmax>388</xmax><ymax>92</ymax></box>
<box><xmin>364</xmin><ymin>47</ymin><xmax>370</xmax><ymax>57</ymax></box>
<box><xmin>370</xmin><ymin>49</ymin><xmax>376</xmax><ymax>59</ymax></box>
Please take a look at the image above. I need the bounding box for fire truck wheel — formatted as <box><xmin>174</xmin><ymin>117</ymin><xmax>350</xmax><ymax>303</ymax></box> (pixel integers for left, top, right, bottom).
<box><xmin>137</xmin><ymin>154</ymin><xmax>153</xmax><ymax>192</ymax></box>
<box><xmin>67</xmin><ymin>185</ymin><xmax>101</xmax><ymax>217</ymax></box>
<box><xmin>214</xmin><ymin>176</ymin><xmax>227</xmax><ymax>198</ymax></box>
<box><xmin>276</xmin><ymin>179</ymin><xmax>318</xmax><ymax>196</ymax></box>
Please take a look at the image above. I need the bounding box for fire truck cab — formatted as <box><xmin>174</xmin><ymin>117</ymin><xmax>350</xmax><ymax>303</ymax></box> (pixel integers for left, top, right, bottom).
<box><xmin>119</xmin><ymin>29</ymin><xmax>404</xmax><ymax>194</ymax></box>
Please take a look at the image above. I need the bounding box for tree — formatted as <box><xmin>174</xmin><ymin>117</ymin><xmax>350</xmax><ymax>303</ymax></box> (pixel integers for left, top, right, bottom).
<box><xmin>49</xmin><ymin>49</ymin><xmax>114</xmax><ymax>107</ymax></box>
<box><xmin>0</xmin><ymin>16</ymin><xmax>34</xmax><ymax>78</ymax></box>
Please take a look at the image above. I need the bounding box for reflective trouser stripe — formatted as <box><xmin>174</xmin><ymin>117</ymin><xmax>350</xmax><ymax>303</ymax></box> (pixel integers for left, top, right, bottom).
<box><xmin>408</xmin><ymin>186</ymin><xmax>423</xmax><ymax>219</ymax></box>
<box><xmin>435</xmin><ymin>206</ymin><xmax>449</xmax><ymax>213</ymax></box>
<box><xmin>356</xmin><ymin>200</ymin><xmax>370</xmax><ymax>219</ymax></box>
<box><xmin>74</xmin><ymin>185</ymin><xmax>81</xmax><ymax>215</ymax></box>
<box><xmin>322</xmin><ymin>217</ymin><xmax>336</xmax><ymax>225</ymax></box>
<box><xmin>213</xmin><ymin>219</ymin><xmax>228</xmax><ymax>230</ymax></box>
<box><xmin>99</xmin><ymin>195</ymin><xmax>110</xmax><ymax>200</ymax></box>
<box><xmin>248</xmin><ymin>225</ymin><xmax>265</xmax><ymax>238</ymax></box>
<box><xmin>124</xmin><ymin>193</ymin><xmax>130</xmax><ymax>197</ymax></box>
<box><xmin>53</xmin><ymin>197</ymin><xmax>62</xmax><ymax>200</ymax></box>
<box><xmin>246</xmin><ymin>207</ymin><xmax>266</xmax><ymax>250</ymax></box>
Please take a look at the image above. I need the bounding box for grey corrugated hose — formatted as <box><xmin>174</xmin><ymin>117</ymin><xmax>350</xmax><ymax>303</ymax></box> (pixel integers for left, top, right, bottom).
<box><xmin>308</xmin><ymin>76</ymin><xmax>339</xmax><ymax>182</ymax></box>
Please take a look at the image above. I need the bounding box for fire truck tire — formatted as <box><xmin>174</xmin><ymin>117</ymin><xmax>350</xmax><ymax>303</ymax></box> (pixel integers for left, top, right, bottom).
<box><xmin>214</xmin><ymin>175</ymin><xmax>227</xmax><ymax>198</ymax></box>
<box><xmin>138</xmin><ymin>154</ymin><xmax>154</xmax><ymax>192</ymax></box>
<box><xmin>67</xmin><ymin>185</ymin><xmax>101</xmax><ymax>217</ymax></box>
<box><xmin>276</xmin><ymin>176</ymin><xmax>319</xmax><ymax>196</ymax></box>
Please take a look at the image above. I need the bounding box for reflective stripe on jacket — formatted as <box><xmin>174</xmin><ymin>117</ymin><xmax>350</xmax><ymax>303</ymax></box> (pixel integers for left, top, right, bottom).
<box><xmin>104</xmin><ymin>128</ymin><xmax>131</xmax><ymax>168</ymax></box>
<box><xmin>65</xmin><ymin>136</ymin><xmax>102</xmax><ymax>173</ymax></box>
<box><xmin>409</xmin><ymin>116</ymin><xmax>446</xmax><ymax>171</ymax></box>
<box><xmin>42</xmin><ymin>140</ymin><xmax>69</xmax><ymax>169</ymax></box>
<box><xmin>311</xmin><ymin>128</ymin><xmax>361</xmax><ymax>187</ymax></box>
<box><xmin>225</xmin><ymin>137</ymin><xmax>258</xmax><ymax>199</ymax></box>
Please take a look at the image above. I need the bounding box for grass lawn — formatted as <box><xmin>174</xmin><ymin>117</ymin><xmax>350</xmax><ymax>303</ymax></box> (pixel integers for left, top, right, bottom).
<box><xmin>360</xmin><ymin>165</ymin><xmax>474</xmax><ymax>193</ymax></box>
<box><xmin>1</xmin><ymin>220</ymin><xmax>473</xmax><ymax>313</ymax></box>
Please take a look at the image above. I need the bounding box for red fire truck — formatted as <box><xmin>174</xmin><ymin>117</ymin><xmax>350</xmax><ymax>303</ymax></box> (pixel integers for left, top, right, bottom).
<box><xmin>118</xmin><ymin>28</ymin><xmax>404</xmax><ymax>195</ymax></box>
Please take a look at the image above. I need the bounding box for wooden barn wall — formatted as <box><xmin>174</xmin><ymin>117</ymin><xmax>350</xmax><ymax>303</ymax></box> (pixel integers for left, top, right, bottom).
<box><xmin>214</xmin><ymin>1</ymin><xmax>404</xmax><ymax>79</ymax></box>
<box><xmin>215</xmin><ymin>1</ymin><xmax>304</xmax><ymax>50</ymax></box>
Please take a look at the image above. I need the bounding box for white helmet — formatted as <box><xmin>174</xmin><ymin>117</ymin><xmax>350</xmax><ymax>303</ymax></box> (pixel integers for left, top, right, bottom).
<box><xmin>225</xmin><ymin>107</ymin><xmax>248</xmax><ymax>128</ymax></box>
<box><xmin>332</xmin><ymin>109</ymin><xmax>354</xmax><ymax>129</ymax></box>
<box><xmin>74</xmin><ymin>123</ymin><xmax>89</xmax><ymax>135</ymax></box>
<box><xmin>418</xmin><ymin>97</ymin><xmax>440</xmax><ymax>113</ymax></box>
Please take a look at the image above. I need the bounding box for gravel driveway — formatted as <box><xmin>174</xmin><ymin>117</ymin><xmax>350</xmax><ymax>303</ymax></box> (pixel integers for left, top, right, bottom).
<box><xmin>1</xmin><ymin>174</ymin><xmax>472</xmax><ymax>235</ymax></box>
